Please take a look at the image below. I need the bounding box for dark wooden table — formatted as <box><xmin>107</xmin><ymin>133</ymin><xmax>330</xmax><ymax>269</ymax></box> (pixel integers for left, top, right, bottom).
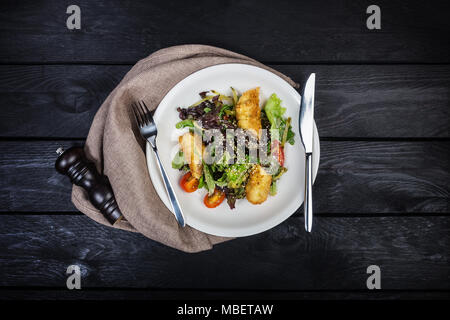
<box><xmin>0</xmin><ymin>0</ymin><xmax>449</xmax><ymax>300</ymax></box>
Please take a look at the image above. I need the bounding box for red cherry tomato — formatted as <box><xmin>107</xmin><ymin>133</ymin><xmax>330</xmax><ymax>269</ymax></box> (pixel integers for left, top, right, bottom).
<box><xmin>180</xmin><ymin>172</ymin><xmax>199</xmax><ymax>193</ymax></box>
<box><xmin>203</xmin><ymin>188</ymin><xmax>226</xmax><ymax>208</ymax></box>
<box><xmin>271</xmin><ymin>140</ymin><xmax>285</xmax><ymax>167</ymax></box>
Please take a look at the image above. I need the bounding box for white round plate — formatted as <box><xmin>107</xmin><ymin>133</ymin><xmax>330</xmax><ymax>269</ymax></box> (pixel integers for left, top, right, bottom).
<box><xmin>146</xmin><ymin>63</ymin><xmax>320</xmax><ymax>237</ymax></box>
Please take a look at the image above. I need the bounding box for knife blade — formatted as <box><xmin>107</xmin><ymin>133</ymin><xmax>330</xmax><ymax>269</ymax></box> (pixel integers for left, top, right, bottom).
<box><xmin>299</xmin><ymin>73</ymin><xmax>315</xmax><ymax>154</ymax></box>
<box><xmin>299</xmin><ymin>73</ymin><xmax>315</xmax><ymax>232</ymax></box>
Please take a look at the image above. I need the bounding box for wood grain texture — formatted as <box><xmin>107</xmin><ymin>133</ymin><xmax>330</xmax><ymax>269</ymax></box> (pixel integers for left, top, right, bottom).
<box><xmin>0</xmin><ymin>65</ymin><xmax>128</xmax><ymax>138</ymax></box>
<box><xmin>0</xmin><ymin>0</ymin><xmax>449</xmax><ymax>63</ymax></box>
<box><xmin>1</xmin><ymin>289</ymin><xmax>449</xmax><ymax>300</ymax></box>
<box><xmin>0</xmin><ymin>140</ymin><xmax>448</xmax><ymax>213</ymax></box>
<box><xmin>279</xmin><ymin>65</ymin><xmax>450</xmax><ymax>138</ymax></box>
<box><xmin>0</xmin><ymin>64</ymin><xmax>449</xmax><ymax>138</ymax></box>
<box><xmin>0</xmin><ymin>0</ymin><xmax>449</xmax><ymax>299</ymax></box>
<box><xmin>0</xmin><ymin>215</ymin><xmax>448</xmax><ymax>290</ymax></box>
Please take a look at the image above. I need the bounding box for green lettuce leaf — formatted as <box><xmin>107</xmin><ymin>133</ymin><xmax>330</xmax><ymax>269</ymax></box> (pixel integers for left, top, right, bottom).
<box><xmin>171</xmin><ymin>151</ymin><xmax>185</xmax><ymax>169</ymax></box>
<box><xmin>203</xmin><ymin>164</ymin><xmax>216</xmax><ymax>195</ymax></box>
<box><xmin>270</xmin><ymin>181</ymin><xmax>277</xmax><ymax>196</ymax></box>
<box><xmin>264</xmin><ymin>93</ymin><xmax>295</xmax><ymax>145</ymax></box>
<box><xmin>264</xmin><ymin>93</ymin><xmax>286</xmax><ymax>129</ymax></box>
<box><xmin>198</xmin><ymin>174</ymin><xmax>205</xmax><ymax>189</ymax></box>
<box><xmin>175</xmin><ymin>119</ymin><xmax>194</xmax><ymax>129</ymax></box>
<box><xmin>225</xmin><ymin>163</ymin><xmax>252</xmax><ymax>189</ymax></box>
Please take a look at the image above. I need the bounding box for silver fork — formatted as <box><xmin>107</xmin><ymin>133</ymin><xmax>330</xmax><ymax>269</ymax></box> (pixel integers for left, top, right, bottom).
<box><xmin>132</xmin><ymin>101</ymin><xmax>186</xmax><ymax>227</ymax></box>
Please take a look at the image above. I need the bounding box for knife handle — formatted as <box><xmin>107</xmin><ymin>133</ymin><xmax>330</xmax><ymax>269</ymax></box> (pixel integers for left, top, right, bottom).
<box><xmin>304</xmin><ymin>152</ymin><xmax>313</xmax><ymax>232</ymax></box>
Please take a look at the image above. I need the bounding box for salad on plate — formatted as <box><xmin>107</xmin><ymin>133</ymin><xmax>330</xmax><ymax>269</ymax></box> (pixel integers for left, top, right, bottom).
<box><xmin>172</xmin><ymin>87</ymin><xmax>295</xmax><ymax>209</ymax></box>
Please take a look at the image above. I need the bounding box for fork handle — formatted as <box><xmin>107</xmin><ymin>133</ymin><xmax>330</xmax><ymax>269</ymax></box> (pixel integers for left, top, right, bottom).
<box><xmin>152</xmin><ymin>147</ymin><xmax>186</xmax><ymax>227</ymax></box>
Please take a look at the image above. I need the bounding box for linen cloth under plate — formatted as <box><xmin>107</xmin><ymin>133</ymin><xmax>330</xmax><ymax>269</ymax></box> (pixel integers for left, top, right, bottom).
<box><xmin>72</xmin><ymin>44</ymin><xmax>298</xmax><ymax>252</ymax></box>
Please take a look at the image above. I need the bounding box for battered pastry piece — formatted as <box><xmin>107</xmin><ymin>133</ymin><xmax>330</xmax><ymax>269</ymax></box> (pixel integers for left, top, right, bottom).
<box><xmin>178</xmin><ymin>131</ymin><xmax>204</xmax><ymax>179</ymax></box>
<box><xmin>235</xmin><ymin>87</ymin><xmax>262</xmax><ymax>138</ymax></box>
<box><xmin>246</xmin><ymin>164</ymin><xmax>272</xmax><ymax>205</ymax></box>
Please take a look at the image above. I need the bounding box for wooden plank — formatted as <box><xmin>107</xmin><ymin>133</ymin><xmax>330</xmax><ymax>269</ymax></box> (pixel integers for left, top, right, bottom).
<box><xmin>0</xmin><ymin>215</ymin><xmax>448</xmax><ymax>290</ymax></box>
<box><xmin>0</xmin><ymin>64</ymin><xmax>449</xmax><ymax>138</ymax></box>
<box><xmin>1</xmin><ymin>289</ymin><xmax>449</xmax><ymax>300</ymax></box>
<box><xmin>278</xmin><ymin>65</ymin><xmax>450</xmax><ymax>138</ymax></box>
<box><xmin>0</xmin><ymin>140</ymin><xmax>448</xmax><ymax>213</ymax></box>
<box><xmin>0</xmin><ymin>0</ymin><xmax>449</xmax><ymax>63</ymax></box>
<box><xmin>0</xmin><ymin>65</ymin><xmax>128</xmax><ymax>138</ymax></box>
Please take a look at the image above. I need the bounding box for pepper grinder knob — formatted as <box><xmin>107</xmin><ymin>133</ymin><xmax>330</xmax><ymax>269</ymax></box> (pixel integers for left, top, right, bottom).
<box><xmin>55</xmin><ymin>146</ymin><xmax>123</xmax><ymax>225</ymax></box>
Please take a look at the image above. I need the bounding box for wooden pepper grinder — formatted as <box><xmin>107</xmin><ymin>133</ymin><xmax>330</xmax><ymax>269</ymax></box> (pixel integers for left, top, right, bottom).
<box><xmin>55</xmin><ymin>146</ymin><xmax>123</xmax><ymax>225</ymax></box>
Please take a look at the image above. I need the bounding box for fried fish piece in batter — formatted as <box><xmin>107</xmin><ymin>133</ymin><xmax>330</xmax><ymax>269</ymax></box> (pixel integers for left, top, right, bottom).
<box><xmin>178</xmin><ymin>131</ymin><xmax>204</xmax><ymax>179</ymax></box>
<box><xmin>246</xmin><ymin>164</ymin><xmax>272</xmax><ymax>205</ymax></box>
<box><xmin>235</xmin><ymin>87</ymin><xmax>262</xmax><ymax>138</ymax></box>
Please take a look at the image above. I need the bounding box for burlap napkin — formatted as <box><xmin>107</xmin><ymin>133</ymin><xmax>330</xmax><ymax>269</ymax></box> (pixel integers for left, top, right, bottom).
<box><xmin>72</xmin><ymin>44</ymin><xmax>298</xmax><ymax>252</ymax></box>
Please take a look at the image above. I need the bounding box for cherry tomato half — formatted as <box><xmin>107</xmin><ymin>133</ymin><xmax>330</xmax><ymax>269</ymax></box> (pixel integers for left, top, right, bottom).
<box><xmin>203</xmin><ymin>188</ymin><xmax>226</xmax><ymax>208</ymax></box>
<box><xmin>271</xmin><ymin>140</ymin><xmax>285</xmax><ymax>167</ymax></box>
<box><xmin>180</xmin><ymin>172</ymin><xmax>199</xmax><ymax>193</ymax></box>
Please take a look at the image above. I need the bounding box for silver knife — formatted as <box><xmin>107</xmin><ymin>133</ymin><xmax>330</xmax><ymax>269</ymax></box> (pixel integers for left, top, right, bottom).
<box><xmin>299</xmin><ymin>73</ymin><xmax>315</xmax><ymax>232</ymax></box>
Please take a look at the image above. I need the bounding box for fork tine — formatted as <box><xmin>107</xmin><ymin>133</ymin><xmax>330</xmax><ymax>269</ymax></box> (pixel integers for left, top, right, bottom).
<box><xmin>138</xmin><ymin>102</ymin><xmax>147</xmax><ymax>126</ymax></box>
<box><xmin>131</xmin><ymin>102</ymin><xmax>139</xmax><ymax>126</ymax></box>
<box><xmin>141</xmin><ymin>100</ymin><xmax>153</xmax><ymax>122</ymax></box>
<box><xmin>138</xmin><ymin>101</ymin><xmax>149</xmax><ymax>125</ymax></box>
<box><xmin>132</xmin><ymin>102</ymin><xmax>144</xmax><ymax>127</ymax></box>
<box><xmin>131</xmin><ymin>103</ymin><xmax>141</xmax><ymax>127</ymax></box>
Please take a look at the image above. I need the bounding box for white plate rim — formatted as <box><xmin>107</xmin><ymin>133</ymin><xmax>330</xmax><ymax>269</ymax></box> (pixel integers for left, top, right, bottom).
<box><xmin>146</xmin><ymin>63</ymin><xmax>320</xmax><ymax>237</ymax></box>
